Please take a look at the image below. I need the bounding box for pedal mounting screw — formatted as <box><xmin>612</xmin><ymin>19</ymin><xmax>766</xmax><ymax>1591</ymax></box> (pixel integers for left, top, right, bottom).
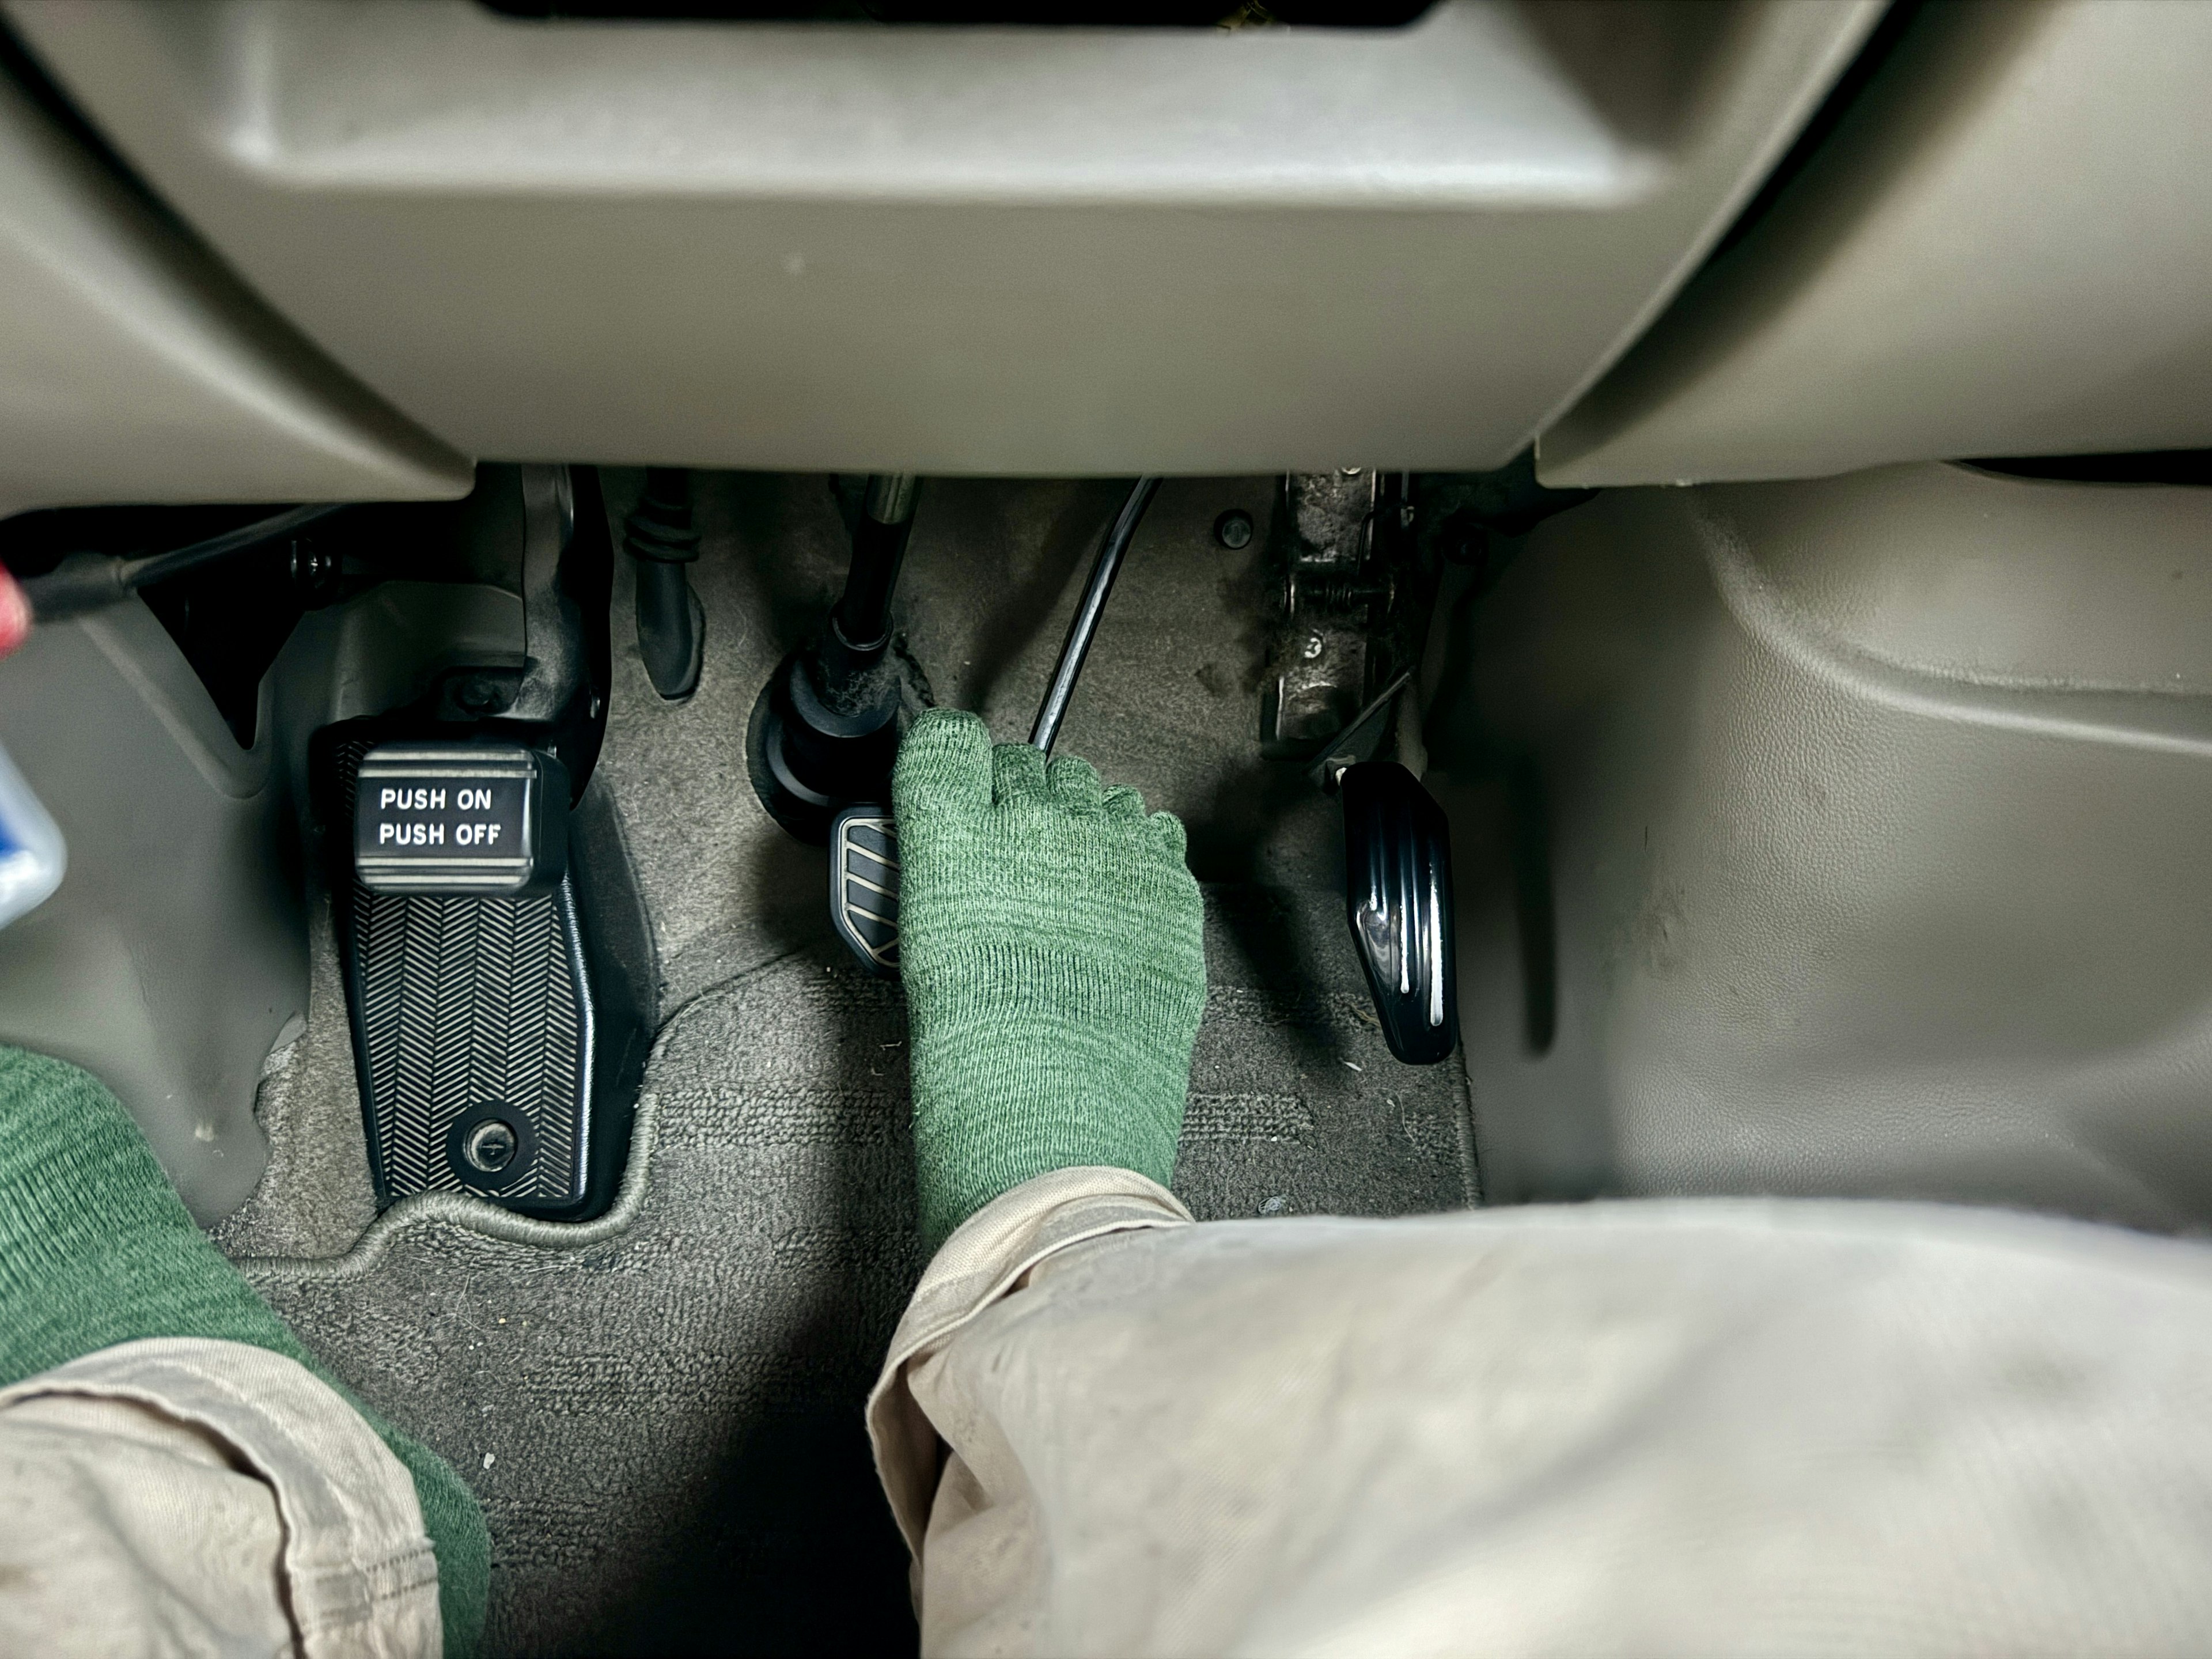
<box><xmin>465</xmin><ymin>1118</ymin><xmax>519</xmax><ymax>1173</ymax></box>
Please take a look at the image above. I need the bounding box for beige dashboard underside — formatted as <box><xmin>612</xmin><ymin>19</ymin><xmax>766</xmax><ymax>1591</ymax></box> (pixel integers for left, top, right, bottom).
<box><xmin>1542</xmin><ymin>0</ymin><xmax>2212</xmax><ymax>486</ymax></box>
<box><xmin>5</xmin><ymin>0</ymin><xmax>1873</xmax><ymax>485</ymax></box>
<box><xmin>1</xmin><ymin>1</ymin><xmax>2205</xmax><ymax>498</ymax></box>
<box><xmin>0</xmin><ymin>61</ymin><xmax>466</xmax><ymax>517</ymax></box>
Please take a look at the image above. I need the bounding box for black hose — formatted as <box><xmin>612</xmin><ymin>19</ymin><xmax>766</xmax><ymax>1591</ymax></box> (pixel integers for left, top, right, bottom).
<box><xmin>624</xmin><ymin>468</ymin><xmax>704</xmax><ymax>700</ymax></box>
<box><xmin>1029</xmin><ymin>476</ymin><xmax>1159</xmax><ymax>755</ymax></box>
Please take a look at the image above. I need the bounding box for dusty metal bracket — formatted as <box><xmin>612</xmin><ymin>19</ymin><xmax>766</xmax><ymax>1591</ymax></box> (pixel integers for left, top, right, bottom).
<box><xmin>1309</xmin><ymin>669</ymin><xmax>1414</xmax><ymax>794</ymax></box>
<box><xmin>1259</xmin><ymin>468</ymin><xmax>1416</xmax><ymax>760</ymax></box>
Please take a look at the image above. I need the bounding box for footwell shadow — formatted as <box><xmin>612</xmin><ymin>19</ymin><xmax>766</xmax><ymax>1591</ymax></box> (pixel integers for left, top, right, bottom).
<box><xmin>722</xmin><ymin>472</ymin><xmax>847</xmax><ymax>654</ymax></box>
<box><xmin>1505</xmin><ymin>757</ymin><xmax>1558</xmax><ymax>1057</ymax></box>
<box><xmin>567</xmin><ymin>955</ymin><xmax>923</xmax><ymax>1659</ymax></box>
<box><xmin>1205</xmin><ymin>883</ymin><xmax>1352</xmax><ymax>1075</ymax></box>
<box><xmin>739</xmin><ymin>829</ymin><xmax>838</xmax><ymax>967</ymax></box>
<box><xmin>1183</xmin><ymin>753</ymin><xmax>1324</xmax><ymax>885</ymax></box>
<box><xmin>570</xmin><ymin>1311</ymin><xmax>921</xmax><ymax>1658</ymax></box>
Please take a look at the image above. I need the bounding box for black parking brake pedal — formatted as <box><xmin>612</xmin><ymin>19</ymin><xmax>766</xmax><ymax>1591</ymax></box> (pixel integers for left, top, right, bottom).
<box><xmin>830</xmin><ymin>476</ymin><xmax>1160</xmax><ymax>975</ymax></box>
<box><xmin>343</xmin><ymin>740</ymin><xmax>599</xmax><ymax>1205</ymax></box>
<box><xmin>323</xmin><ymin>465</ymin><xmax>652</xmax><ymax>1222</ymax></box>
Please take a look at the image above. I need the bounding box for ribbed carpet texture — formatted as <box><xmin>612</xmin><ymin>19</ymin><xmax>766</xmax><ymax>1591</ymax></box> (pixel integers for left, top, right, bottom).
<box><xmin>215</xmin><ymin>475</ymin><xmax>1479</xmax><ymax>1655</ymax></box>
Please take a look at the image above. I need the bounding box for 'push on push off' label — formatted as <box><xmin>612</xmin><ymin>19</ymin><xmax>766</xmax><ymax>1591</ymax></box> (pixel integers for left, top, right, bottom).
<box><xmin>353</xmin><ymin>743</ymin><xmax>569</xmax><ymax>896</ymax></box>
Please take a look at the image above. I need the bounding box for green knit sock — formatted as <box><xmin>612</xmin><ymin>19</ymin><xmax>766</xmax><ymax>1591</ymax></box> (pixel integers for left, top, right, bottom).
<box><xmin>893</xmin><ymin>709</ymin><xmax>1206</xmax><ymax>1254</ymax></box>
<box><xmin>0</xmin><ymin>1046</ymin><xmax>488</xmax><ymax>1657</ymax></box>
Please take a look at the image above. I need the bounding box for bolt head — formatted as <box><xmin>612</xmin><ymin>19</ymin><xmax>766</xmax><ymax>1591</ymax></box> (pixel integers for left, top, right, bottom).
<box><xmin>289</xmin><ymin>540</ymin><xmax>338</xmax><ymax>597</ymax></box>
<box><xmin>1213</xmin><ymin>509</ymin><xmax>1255</xmax><ymax>551</ymax></box>
<box><xmin>456</xmin><ymin>675</ymin><xmax>505</xmax><ymax>714</ymax></box>
<box><xmin>464</xmin><ymin>1118</ymin><xmax>518</xmax><ymax>1173</ymax></box>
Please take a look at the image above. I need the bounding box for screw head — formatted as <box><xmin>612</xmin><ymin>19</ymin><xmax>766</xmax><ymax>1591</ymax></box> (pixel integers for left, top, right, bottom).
<box><xmin>289</xmin><ymin>540</ymin><xmax>338</xmax><ymax>599</ymax></box>
<box><xmin>456</xmin><ymin>675</ymin><xmax>505</xmax><ymax>714</ymax></box>
<box><xmin>464</xmin><ymin>1118</ymin><xmax>518</xmax><ymax>1174</ymax></box>
<box><xmin>1213</xmin><ymin>509</ymin><xmax>1255</xmax><ymax>551</ymax></box>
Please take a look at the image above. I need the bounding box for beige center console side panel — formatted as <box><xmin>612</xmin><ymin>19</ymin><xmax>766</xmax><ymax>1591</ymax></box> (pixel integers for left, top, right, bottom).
<box><xmin>8</xmin><ymin>0</ymin><xmax>1877</xmax><ymax>475</ymax></box>
<box><xmin>1438</xmin><ymin>464</ymin><xmax>2212</xmax><ymax>1227</ymax></box>
<box><xmin>0</xmin><ymin>56</ymin><xmax>468</xmax><ymax>514</ymax></box>
<box><xmin>1540</xmin><ymin>1</ymin><xmax>2212</xmax><ymax>487</ymax></box>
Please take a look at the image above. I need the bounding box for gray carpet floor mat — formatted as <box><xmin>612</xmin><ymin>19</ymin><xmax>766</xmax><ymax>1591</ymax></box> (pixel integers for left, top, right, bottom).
<box><xmin>215</xmin><ymin>473</ymin><xmax>1478</xmax><ymax>1656</ymax></box>
<box><xmin>236</xmin><ymin>893</ymin><xmax>1475</xmax><ymax>1656</ymax></box>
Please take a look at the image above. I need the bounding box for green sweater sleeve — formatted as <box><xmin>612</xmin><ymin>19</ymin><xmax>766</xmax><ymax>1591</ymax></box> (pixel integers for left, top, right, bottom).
<box><xmin>0</xmin><ymin>1044</ymin><xmax>488</xmax><ymax>1657</ymax></box>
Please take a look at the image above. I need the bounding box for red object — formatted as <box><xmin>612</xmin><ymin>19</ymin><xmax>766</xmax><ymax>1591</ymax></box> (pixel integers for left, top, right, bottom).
<box><xmin>0</xmin><ymin>565</ymin><xmax>27</xmax><ymax>660</ymax></box>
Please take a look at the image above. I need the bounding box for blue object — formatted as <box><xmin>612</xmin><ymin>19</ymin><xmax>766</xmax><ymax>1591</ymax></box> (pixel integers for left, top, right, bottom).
<box><xmin>0</xmin><ymin>743</ymin><xmax>64</xmax><ymax>930</ymax></box>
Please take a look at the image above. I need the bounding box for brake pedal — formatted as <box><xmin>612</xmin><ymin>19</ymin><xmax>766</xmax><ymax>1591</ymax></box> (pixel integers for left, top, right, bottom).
<box><xmin>827</xmin><ymin>476</ymin><xmax>1159</xmax><ymax>976</ymax></box>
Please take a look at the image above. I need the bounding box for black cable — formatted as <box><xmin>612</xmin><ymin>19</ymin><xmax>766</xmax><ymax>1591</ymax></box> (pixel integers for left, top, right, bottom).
<box><xmin>1029</xmin><ymin>475</ymin><xmax>1159</xmax><ymax>755</ymax></box>
<box><xmin>20</xmin><ymin>502</ymin><xmax>350</xmax><ymax>622</ymax></box>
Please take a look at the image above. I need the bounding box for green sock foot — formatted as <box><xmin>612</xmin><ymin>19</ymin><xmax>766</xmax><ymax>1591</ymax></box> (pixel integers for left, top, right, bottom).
<box><xmin>893</xmin><ymin>710</ymin><xmax>1207</xmax><ymax>1253</ymax></box>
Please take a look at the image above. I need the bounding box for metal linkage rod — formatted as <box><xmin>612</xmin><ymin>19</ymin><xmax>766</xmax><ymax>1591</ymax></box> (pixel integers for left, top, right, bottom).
<box><xmin>1029</xmin><ymin>476</ymin><xmax>1159</xmax><ymax>755</ymax></box>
